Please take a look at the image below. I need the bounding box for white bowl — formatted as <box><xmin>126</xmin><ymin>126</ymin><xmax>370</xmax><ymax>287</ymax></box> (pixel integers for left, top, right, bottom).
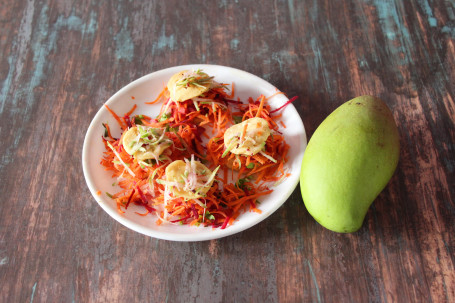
<box><xmin>82</xmin><ymin>64</ymin><xmax>307</xmax><ymax>241</ymax></box>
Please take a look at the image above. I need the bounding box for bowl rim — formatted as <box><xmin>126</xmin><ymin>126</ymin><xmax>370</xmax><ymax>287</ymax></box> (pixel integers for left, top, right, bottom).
<box><xmin>82</xmin><ymin>64</ymin><xmax>307</xmax><ymax>241</ymax></box>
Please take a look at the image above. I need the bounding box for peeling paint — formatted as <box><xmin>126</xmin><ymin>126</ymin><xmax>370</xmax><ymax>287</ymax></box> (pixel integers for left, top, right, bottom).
<box><xmin>310</xmin><ymin>37</ymin><xmax>332</xmax><ymax>92</ymax></box>
<box><xmin>373</xmin><ymin>0</ymin><xmax>410</xmax><ymax>41</ymax></box>
<box><xmin>86</xmin><ymin>10</ymin><xmax>98</xmax><ymax>35</ymax></box>
<box><xmin>114</xmin><ymin>17</ymin><xmax>134</xmax><ymax>61</ymax></box>
<box><xmin>441</xmin><ymin>25</ymin><xmax>455</xmax><ymax>38</ymax></box>
<box><xmin>0</xmin><ymin>0</ymin><xmax>34</xmax><ymax>114</ymax></box>
<box><xmin>271</xmin><ymin>50</ymin><xmax>297</xmax><ymax>72</ymax></box>
<box><xmin>371</xmin><ymin>0</ymin><xmax>412</xmax><ymax>68</ymax></box>
<box><xmin>310</xmin><ymin>0</ymin><xmax>318</xmax><ymax>22</ymax></box>
<box><xmin>417</xmin><ymin>0</ymin><xmax>437</xmax><ymax>27</ymax></box>
<box><xmin>287</xmin><ymin>0</ymin><xmax>295</xmax><ymax>25</ymax></box>
<box><xmin>0</xmin><ymin>56</ymin><xmax>15</xmax><ymax>114</ymax></box>
<box><xmin>14</xmin><ymin>0</ymin><xmax>35</xmax><ymax>83</ymax></box>
<box><xmin>230</xmin><ymin>38</ymin><xmax>239</xmax><ymax>50</ymax></box>
<box><xmin>379</xmin><ymin>1</ymin><xmax>411</xmax><ymax>38</ymax></box>
<box><xmin>30</xmin><ymin>282</ymin><xmax>37</xmax><ymax>303</ymax></box>
<box><xmin>0</xmin><ymin>4</ymin><xmax>97</xmax><ymax>172</ymax></box>
<box><xmin>153</xmin><ymin>25</ymin><xmax>175</xmax><ymax>55</ymax></box>
<box><xmin>307</xmin><ymin>260</ymin><xmax>321</xmax><ymax>303</ymax></box>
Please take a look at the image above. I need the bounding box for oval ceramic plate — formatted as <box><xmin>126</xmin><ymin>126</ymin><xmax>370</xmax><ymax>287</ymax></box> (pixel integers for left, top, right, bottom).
<box><xmin>82</xmin><ymin>64</ymin><xmax>307</xmax><ymax>241</ymax></box>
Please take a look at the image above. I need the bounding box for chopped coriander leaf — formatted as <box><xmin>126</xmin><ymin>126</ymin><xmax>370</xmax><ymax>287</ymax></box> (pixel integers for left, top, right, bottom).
<box><xmin>235</xmin><ymin>178</ymin><xmax>249</xmax><ymax>189</ymax></box>
<box><xmin>203</xmin><ymin>210</ymin><xmax>216</xmax><ymax>221</ymax></box>
<box><xmin>106</xmin><ymin>192</ymin><xmax>114</xmax><ymax>199</ymax></box>
<box><xmin>233</xmin><ymin>116</ymin><xmax>243</xmax><ymax>124</ymax></box>
<box><xmin>102</xmin><ymin>123</ymin><xmax>109</xmax><ymax>137</ymax></box>
<box><xmin>159</xmin><ymin>113</ymin><xmax>169</xmax><ymax>122</ymax></box>
<box><xmin>134</xmin><ymin>116</ymin><xmax>143</xmax><ymax>125</ymax></box>
<box><xmin>168</xmin><ymin>127</ymin><xmax>179</xmax><ymax>133</ymax></box>
<box><xmin>246</xmin><ymin>163</ymin><xmax>254</xmax><ymax>169</ymax></box>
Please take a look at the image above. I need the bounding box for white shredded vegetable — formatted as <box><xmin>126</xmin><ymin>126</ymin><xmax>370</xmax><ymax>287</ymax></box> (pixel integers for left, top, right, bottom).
<box><xmin>107</xmin><ymin>142</ymin><xmax>136</xmax><ymax>177</ymax></box>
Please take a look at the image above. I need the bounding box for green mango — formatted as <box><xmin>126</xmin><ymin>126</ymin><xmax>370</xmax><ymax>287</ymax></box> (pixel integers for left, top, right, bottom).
<box><xmin>300</xmin><ymin>96</ymin><xmax>399</xmax><ymax>233</ymax></box>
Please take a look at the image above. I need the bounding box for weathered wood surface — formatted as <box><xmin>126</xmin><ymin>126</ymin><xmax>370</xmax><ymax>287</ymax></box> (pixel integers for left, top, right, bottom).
<box><xmin>0</xmin><ymin>0</ymin><xmax>454</xmax><ymax>302</ymax></box>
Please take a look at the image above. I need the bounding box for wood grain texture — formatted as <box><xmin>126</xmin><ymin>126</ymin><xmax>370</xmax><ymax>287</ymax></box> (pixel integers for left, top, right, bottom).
<box><xmin>0</xmin><ymin>0</ymin><xmax>454</xmax><ymax>302</ymax></box>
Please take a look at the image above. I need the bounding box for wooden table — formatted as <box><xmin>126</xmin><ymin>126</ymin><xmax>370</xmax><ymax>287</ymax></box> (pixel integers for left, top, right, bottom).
<box><xmin>1</xmin><ymin>0</ymin><xmax>454</xmax><ymax>302</ymax></box>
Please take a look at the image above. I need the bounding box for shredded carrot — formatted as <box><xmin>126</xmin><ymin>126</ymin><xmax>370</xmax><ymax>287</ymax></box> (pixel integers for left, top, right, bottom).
<box><xmin>253</xmin><ymin>154</ymin><xmax>265</xmax><ymax>164</ymax></box>
<box><xmin>116</xmin><ymin>203</ymin><xmax>125</xmax><ymax>214</ymax></box>
<box><xmin>265</xmin><ymin>90</ymin><xmax>285</xmax><ymax>100</ymax></box>
<box><xmin>240</xmin><ymin>122</ymin><xmax>248</xmax><ymax>142</ymax></box>
<box><xmin>105</xmin><ymin>105</ymin><xmax>126</xmax><ymax>129</ymax></box>
<box><xmin>252</xmin><ymin>208</ymin><xmax>262</xmax><ymax>214</ymax></box>
<box><xmin>135</xmin><ymin>210</ymin><xmax>150</xmax><ymax>216</ymax></box>
<box><xmin>227</xmin><ymin>82</ymin><xmax>235</xmax><ymax>98</ymax></box>
<box><xmin>99</xmin><ymin>71</ymin><xmax>294</xmax><ymax>229</ymax></box>
<box><xmin>255</xmin><ymin>95</ymin><xmax>266</xmax><ymax>117</ymax></box>
<box><xmin>146</xmin><ymin>87</ymin><xmax>167</xmax><ymax>104</ymax></box>
<box><xmin>103</xmin><ymin>123</ymin><xmax>114</xmax><ymax>140</ymax></box>
<box><xmin>125</xmin><ymin>104</ymin><xmax>137</xmax><ymax>116</ymax></box>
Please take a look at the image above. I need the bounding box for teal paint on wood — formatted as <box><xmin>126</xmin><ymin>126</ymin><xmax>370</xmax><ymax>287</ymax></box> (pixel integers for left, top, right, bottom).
<box><xmin>287</xmin><ymin>0</ymin><xmax>295</xmax><ymax>25</ymax></box>
<box><xmin>310</xmin><ymin>37</ymin><xmax>333</xmax><ymax>94</ymax></box>
<box><xmin>0</xmin><ymin>3</ymin><xmax>98</xmax><ymax>172</ymax></box>
<box><xmin>13</xmin><ymin>0</ymin><xmax>35</xmax><ymax>84</ymax></box>
<box><xmin>307</xmin><ymin>260</ymin><xmax>321</xmax><ymax>303</ymax></box>
<box><xmin>86</xmin><ymin>11</ymin><xmax>98</xmax><ymax>36</ymax></box>
<box><xmin>114</xmin><ymin>17</ymin><xmax>134</xmax><ymax>61</ymax></box>
<box><xmin>0</xmin><ymin>257</ymin><xmax>7</xmax><ymax>265</ymax></box>
<box><xmin>29</xmin><ymin>6</ymin><xmax>96</xmax><ymax>97</ymax></box>
<box><xmin>373</xmin><ymin>0</ymin><xmax>411</xmax><ymax>41</ymax></box>
<box><xmin>30</xmin><ymin>5</ymin><xmax>51</xmax><ymax>94</ymax></box>
<box><xmin>0</xmin><ymin>0</ymin><xmax>35</xmax><ymax>114</ymax></box>
<box><xmin>441</xmin><ymin>25</ymin><xmax>455</xmax><ymax>37</ymax></box>
<box><xmin>152</xmin><ymin>25</ymin><xmax>176</xmax><ymax>55</ymax></box>
<box><xmin>230</xmin><ymin>38</ymin><xmax>239</xmax><ymax>50</ymax></box>
<box><xmin>372</xmin><ymin>0</ymin><xmax>413</xmax><ymax>68</ymax></box>
<box><xmin>29</xmin><ymin>283</ymin><xmax>37</xmax><ymax>303</ymax></box>
<box><xmin>417</xmin><ymin>0</ymin><xmax>437</xmax><ymax>27</ymax></box>
<box><xmin>0</xmin><ymin>56</ymin><xmax>15</xmax><ymax>113</ymax></box>
<box><xmin>0</xmin><ymin>2</ymin><xmax>98</xmax><ymax>111</ymax></box>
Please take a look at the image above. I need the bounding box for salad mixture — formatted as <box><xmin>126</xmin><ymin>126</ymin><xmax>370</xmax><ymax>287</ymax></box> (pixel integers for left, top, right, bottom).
<box><xmin>100</xmin><ymin>69</ymin><xmax>297</xmax><ymax>229</ymax></box>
